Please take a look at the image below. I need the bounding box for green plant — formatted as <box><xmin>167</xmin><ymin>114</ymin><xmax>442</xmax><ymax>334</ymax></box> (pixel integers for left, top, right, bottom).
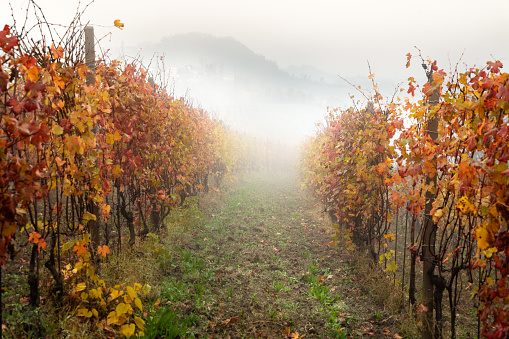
<box><xmin>272</xmin><ymin>280</ymin><xmax>285</xmax><ymax>292</ymax></box>
<box><xmin>142</xmin><ymin>307</ymin><xmax>196</xmax><ymax>339</ymax></box>
<box><xmin>162</xmin><ymin>281</ymin><xmax>189</xmax><ymax>302</ymax></box>
<box><xmin>373</xmin><ymin>310</ymin><xmax>384</xmax><ymax>321</ymax></box>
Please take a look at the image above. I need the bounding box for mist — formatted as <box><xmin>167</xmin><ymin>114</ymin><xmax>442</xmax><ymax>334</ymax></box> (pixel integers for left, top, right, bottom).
<box><xmin>2</xmin><ymin>0</ymin><xmax>508</xmax><ymax>152</ymax></box>
<box><xmin>122</xmin><ymin>33</ymin><xmax>375</xmax><ymax>150</ymax></box>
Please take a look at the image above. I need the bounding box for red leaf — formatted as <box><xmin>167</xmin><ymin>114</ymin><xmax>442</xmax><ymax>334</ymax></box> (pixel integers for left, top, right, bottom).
<box><xmin>487</xmin><ymin>60</ymin><xmax>503</xmax><ymax>73</ymax></box>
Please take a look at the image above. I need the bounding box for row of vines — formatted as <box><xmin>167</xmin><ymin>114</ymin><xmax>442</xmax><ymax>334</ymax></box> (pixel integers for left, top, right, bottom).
<box><xmin>0</xmin><ymin>18</ymin><xmax>253</xmax><ymax>337</ymax></box>
<box><xmin>300</xmin><ymin>57</ymin><xmax>509</xmax><ymax>338</ymax></box>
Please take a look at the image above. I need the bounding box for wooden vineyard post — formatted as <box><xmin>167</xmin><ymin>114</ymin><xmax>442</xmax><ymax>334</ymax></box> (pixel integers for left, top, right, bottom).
<box><xmin>422</xmin><ymin>65</ymin><xmax>440</xmax><ymax>339</ymax></box>
<box><xmin>84</xmin><ymin>26</ymin><xmax>101</xmax><ymax>254</ymax></box>
<box><xmin>85</xmin><ymin>26</ymin><xmax>96</xmax><ymax>85</ymax></box>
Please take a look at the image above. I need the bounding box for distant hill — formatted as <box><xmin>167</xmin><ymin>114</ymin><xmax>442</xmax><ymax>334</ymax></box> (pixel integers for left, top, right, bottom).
<box><xmin>123</xmin><ymin>33</ymin><xmax>367</xmax><ymax>144</ymax></box>
<box><xmin>137</xmin><ymin>33</ymin><xmax>297</xmax><ymax>86</ymax></box>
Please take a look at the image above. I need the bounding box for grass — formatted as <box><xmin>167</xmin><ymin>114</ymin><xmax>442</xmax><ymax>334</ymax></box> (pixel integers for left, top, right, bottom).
<box><xmin>1</xmin><ymin>172</ymin><xmax>416</xmax><ymax>338</ymax></box>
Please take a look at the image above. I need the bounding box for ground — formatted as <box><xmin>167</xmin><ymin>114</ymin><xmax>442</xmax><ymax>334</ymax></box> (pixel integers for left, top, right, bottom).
<box><xmin>149</xmin><ymin>172</ymin><xmax>403</xmax><ymax>338</ymax></box>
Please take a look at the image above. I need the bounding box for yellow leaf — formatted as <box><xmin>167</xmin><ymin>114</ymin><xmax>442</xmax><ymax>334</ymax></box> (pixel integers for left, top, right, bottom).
<box><xmin>383</xmin><ymin>233</ymin><xmax>396</xmax><ymax>242</ymax></box>
<box><xmin>126</xmin><ymin>286</ymin><xmax>137</xmax><ymax>299</ymax></box>
<box><xmin>83</xmin><ymin>211</ymin><xmax>97</xmax><ymax>224</ymax></box>
<box><xmin>476</xmin><ymin>227</ymin><xmax>493</xmax><ymax>250</ymax></box>
<box><xmin>487</xmin><ymin>277</ymin><xmax>493</xmax><ymax>286</ymax></box>
<box><xmin>81</xmin><ymin>292</ymin><xmax>89</xmax><ymax>300</ymax></box>
<box><xmin>117</xmin><ymin>313</ymin><xmax>128</xmax><ymax>326</ymax></box>
<box><xmin>52</xmin><ymin>124</ymin><xmax>64</xmax><ymax>136</ymax></box>
<box><xmin>116</xmin><ymin>302</ymin><xmax>129</xmax><ymax>315</ymax></box>
<box><xmin>89</xmin><ymin>288</ymin><xmax>102</xmax><ymax>299</ymax></box>
<box><xmin>141</xmin><ymin>284</ymin><xmax>151</xmax><ymax>295</ymax></box>
<box><xmin>114</xmin><ymin>19</ymin><xmax>124</xmax><ymax>30</ymax></box>
<box><xmin>134</xmin><ymin>297</ymin><xmax>143</xmax><ymax>311</ymax></box>
<box><xmin>456</xmin><ymin>196</ymin><xmax>475</xmax><ymax>214</ymax></box>
<box><xmin>433</xmin><ymin>208</ymin><xmax>443</xmax><ymax>221</ymax></box>
<box><xmin>120</xmin><ymin>323</ymin><xmax>135</xmax><ymax>337</ymax></box>
<box><xmin>77</xmin><ymin>308</ymin><xmax>93</xmax><ymax>318</ymax></box>
<box><xmin>484</xmin><ymin>247</ymin><xmax>498</xmax><ymax>259</ymax></box>
<box><xmin>134</xmin><ymin>316</ymin><xmax>145</xmax><ymax>331</ymax></box>
<box><xmin>109</xmin><ymin>288</ymin><xmax>123</xmax><ymax>301</ymax></box>
<box><xmin>133</xmin><ymin>283</ymin><xmax>142</xmax><ymax>291</ymax></box>
<box><xmin>62</xmin><ymin>240</ymin><xmax>75</xmax><ymax>253</ymax></box>
<box><xmin>76</xmin><ymin>283</ymin><xmax>86</xmax><ymax>292</ymax></box>
<box><xmin>119</xmin><ymin>323</ymin><xmax>134</xmax><ymax>338</ymax></box>
<box><xmin>124</xmin><ymin>294</ymin><xmax>133</xmax><ymax>304</ymax></box>
<box><xmin>92</xmin><ymin>308</ymin><xmax>98</xmax><ymax>318</ymax></box>
<box><xmin>386</xmin><ymin>260</ymin><xmax>397</xmax><ymax>273</ymax></box>
<box><xmin>107</xmin><ymin>311</ymin><xmax>118</xmax><ymax>325</ymax></box>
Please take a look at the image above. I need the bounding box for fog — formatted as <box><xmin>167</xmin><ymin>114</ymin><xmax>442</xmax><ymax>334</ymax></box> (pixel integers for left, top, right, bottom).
<box><xmin>2</xmin><ymin>0</ymin><xmax>508</xmax><ymax>148</ymax></box>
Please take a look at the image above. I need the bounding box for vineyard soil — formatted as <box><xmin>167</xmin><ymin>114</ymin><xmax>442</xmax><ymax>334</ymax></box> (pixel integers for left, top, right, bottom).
<box><xmin>158</xmin><ymin>172</ymin><xmax>402</xmax><ymax>338</ymax></box>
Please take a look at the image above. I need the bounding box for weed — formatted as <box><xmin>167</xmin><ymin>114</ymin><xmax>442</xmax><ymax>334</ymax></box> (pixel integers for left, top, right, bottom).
<box><xmin>143</xmin><ymin>307</ymin><xmax>197</xmax><ymax>339</ymax></box>
<box><xmin>307</xmin><ymin>263</ymin><xmax>319</xmax><ymax>275</ymax></box>
<box><xmin>289</xmin><ymin>277</ymin><xmax>299</xmax><ymax>285</ymax></box>
<box><xmin>162</xmin><ymin>280</ymin><xmax>189</xmax><ymax>302</ymax></box>
<box><xmin>373</xmin><ymin>310</ymin><xmax>384</xmax><ymax>321</ymax></box>
<box><xmin>272</xmin><ymin>280</ymin><xmax>285</xmax><ymax>292</ymax></box>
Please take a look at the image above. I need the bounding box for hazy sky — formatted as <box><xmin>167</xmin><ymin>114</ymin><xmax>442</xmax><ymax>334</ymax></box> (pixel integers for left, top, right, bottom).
<box><xmin>2</xmin><ymin>0</ymin><xmax>508</xmax><ymax>145</ymax></box>
<box><xmin>3</xmin><ymin>0</ymin><xmax>508</xmax><ymax>81</ymax></box>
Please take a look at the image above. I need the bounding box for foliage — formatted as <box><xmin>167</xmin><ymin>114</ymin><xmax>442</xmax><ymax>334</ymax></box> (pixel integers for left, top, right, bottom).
<box><xmin>300</xmin><ymin>59</ymin><xmax>509</xmax><ymax>337</ymax></box>
<box><xmin>0</xmin><ymin>18</ymin><xmax>244</xmax><ymax>338</ymax></box>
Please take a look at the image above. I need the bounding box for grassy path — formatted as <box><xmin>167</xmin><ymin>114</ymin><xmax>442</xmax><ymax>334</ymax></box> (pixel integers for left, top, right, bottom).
<box><xmin>148</xmin><ymin>172</ymin><xmax>399</xmax><ymax>338</ymax></box>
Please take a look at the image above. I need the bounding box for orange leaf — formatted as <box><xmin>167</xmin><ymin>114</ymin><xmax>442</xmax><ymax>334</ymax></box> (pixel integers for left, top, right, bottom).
<box><xmin>51</xmin><ymin>43</ymin><xmax>64</xmax><ymax>59</ymax></box>
<box><xmin>114</xmin><ymin>19</ymin><xmax>124</xmax><ymax>30</ymax></box>
<box><xmin>98</xmin><ymin>245</ymin><xmax>110</xmax><ymax>258</ymax></box>
<box><xmin>73</xmin><ymin>241</ymin><xmax>88</xmax><ymax>256</ymax></box>
<box><xmin>28</xmin><ymin>231</ymin><xmax>41</xmax><ymax>244</ymax></box>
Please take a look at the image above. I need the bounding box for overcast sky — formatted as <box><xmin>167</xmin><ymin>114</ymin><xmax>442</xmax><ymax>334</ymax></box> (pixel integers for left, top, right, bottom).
<box><xmin>3</xmin><ymin>0</ymin><xmax>508</xmax><ymax>81</ymax></box>
<box><xmin>2</xmin><ymin>0</ymin><xmax>509</xmax><ymax>145</ymax></box>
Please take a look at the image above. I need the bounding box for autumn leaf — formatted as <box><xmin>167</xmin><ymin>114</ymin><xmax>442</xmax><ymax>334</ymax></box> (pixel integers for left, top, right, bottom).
<box><xmin>134</xmin><ymin>297</ymin><xmax>143</xmax><ymax>311</ymax></box>
<box><xmin>116</xmin><ymin>302</ymin><xmax>129</xmax><ymax>315</ymax></box>
<box><xmin>77</xmin><ymin>308</ymin><xmax>93</xmax><ymax>318</ymax></box>
<box><xmin>406</xmin><ymin>53</ymin><xmax>412</xmax><ymax>68</ymax></box>
<box><xmin>386</xmin><ymin>260</ymin><xmax>397</xmax><ymax>272</ymax></box>
<box><xmin>97</xmin><ymin>245</ymin><xmax>110</xmax><ymax>258</ymax></box>
<box><xmin>119</xmin><ymin>323</ymin><xmax>135</xmax><ymax>337</ymax></box>
<box><xmin>487</xmin><ymin>60</ymin><xmax>503</xmax><ymax>73</ymax></box>
<box><xmin>51</xmin><ymin>43</ymin><xmax>64</xmax><ymax>59</ymax></box>
<box><xmin>26</xmin><ymin>65</ymin><xmax>39</xmax><ymax>82</ymax></box>
<box><xmin>141</xmin><ymin>284</ymin><xmax>152</xmax><ymax>295</ymax></box>
<box><xmin>221</xmin><ymin>314</ymin><xmax>241</xmax><ymax>327</ymax></box>
<box><xmin>134</xmin><ymin>316</ymin><xmax>145</xmax><ymax>331</ymax></box>
<box><xmin>114</xmin><ymin>19</ymin><xmax>124</xmax><ymax>30</ymax></box>
<box><xmin>73</xmin><ymin>241</ymin><xmax>88</xmax><ymax>256</ymax></box>
<box><xmin>126</xmin><ymin>285</ymin><xmax>137</xmax><ymax>299</ymax></box>
<box><xmin>383</xmin><ymin>233</ymin><xmax>396</xmax><ymax>242</ymax></box>
<box><xmin>476</xmin><ymin>227</ymin><xmax>493</xmax><ymax>251</ymax></box>
<box><xmin>75</xmin><ymin>283</ymin><xmax>87</xmax><ymax>292</ymax></box>
<box><xmin>28</xmin><ymin>231</ymin><xmax>41</xmax><ymax>244</ymax></box>
<box><xmin>83</xmin><ymin>211</ymin><xmax>97</xmax><ymax>224</ymax></box>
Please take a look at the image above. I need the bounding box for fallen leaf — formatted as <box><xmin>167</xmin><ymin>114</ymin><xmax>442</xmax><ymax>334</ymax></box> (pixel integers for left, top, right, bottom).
<box><xmin>283</xmin><ymin>327</ymin><xmax>291</xmax><ymax>336</ymax></box>
<box><xmin>222</xmin><ymin>314</ymin><xmax>241</xmax><ymax>327</ymax></box>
